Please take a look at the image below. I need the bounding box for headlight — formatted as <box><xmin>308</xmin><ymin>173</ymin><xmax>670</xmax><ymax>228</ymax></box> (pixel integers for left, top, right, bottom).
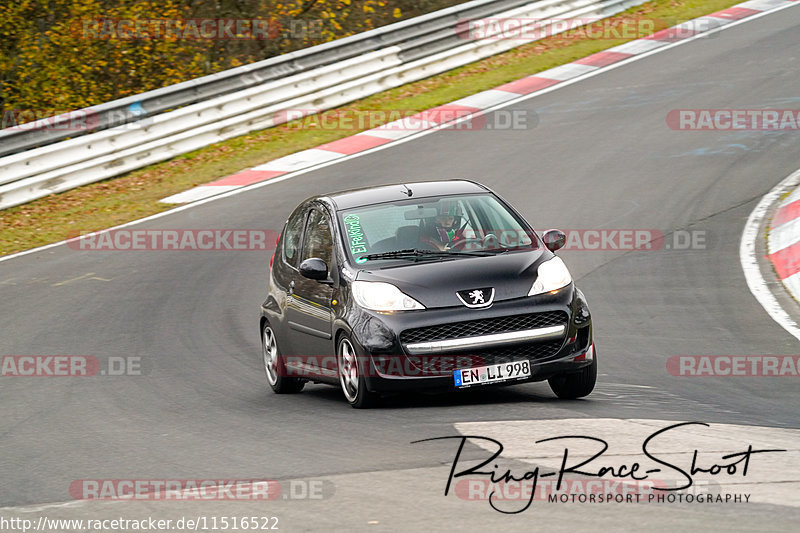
<box><xmin>352</xmin><ymin>281</ymin><xmax>426</xmax><ymax>311</ymax></box>
<box><xmin>528</xmin><ymin>256</ymin><xmax>572</xmax><ymax>296</ymax></box>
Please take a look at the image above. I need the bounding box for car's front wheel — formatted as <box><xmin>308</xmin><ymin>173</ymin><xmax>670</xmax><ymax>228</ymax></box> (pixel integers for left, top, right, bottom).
<box><xmin>262</xmin><ymin>322</ymin><xmax>304</xmax><ymax>394</ymax></box>
<box><xmin>548</xmin><ymin>350</ymin><xmax>597</xmax><ymax>399</ymax></box>
<box><xmin>337</xmin><ymin>334</ymin><xmax>377</xmax><ymax>408</ymax></box>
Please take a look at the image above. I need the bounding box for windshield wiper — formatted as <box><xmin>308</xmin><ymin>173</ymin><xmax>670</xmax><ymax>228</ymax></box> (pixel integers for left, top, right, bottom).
<box><xmin>362</xmin><ymin>248</ymin><xmax>494</xmax><ymax>261</ymax></box>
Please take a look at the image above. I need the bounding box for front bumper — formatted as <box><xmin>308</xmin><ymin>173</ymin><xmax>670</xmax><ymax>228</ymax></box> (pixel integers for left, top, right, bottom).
<box><xmin>343</xmin><ymin>284</ymin><xmax>594</xmax><ymax>393</ymax></box>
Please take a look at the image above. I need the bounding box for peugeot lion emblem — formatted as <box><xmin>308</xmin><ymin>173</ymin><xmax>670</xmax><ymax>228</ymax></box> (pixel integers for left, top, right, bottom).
<box><xmin>456</xmin><ymin>287</ymin><xmax>495</xmax><ymax>309</ymax></box>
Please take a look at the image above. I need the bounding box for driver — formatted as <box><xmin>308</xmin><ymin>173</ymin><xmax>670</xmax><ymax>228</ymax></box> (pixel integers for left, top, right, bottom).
<box><xmin>421</xmin><ymin>201</ymin><xmax>463</xmax><ymax>251</ymax></box>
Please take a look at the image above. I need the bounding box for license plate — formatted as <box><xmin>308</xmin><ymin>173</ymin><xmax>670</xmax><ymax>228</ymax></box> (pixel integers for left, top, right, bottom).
<box><xmin>453</xmin><ymin>360</ymin><xmax>531</xmax><ymax>388</ymax></box>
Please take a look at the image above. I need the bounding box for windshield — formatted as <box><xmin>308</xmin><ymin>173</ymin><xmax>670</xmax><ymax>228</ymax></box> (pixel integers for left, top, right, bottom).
<box><xmin>337</xmin><ymin>193</ymin><xmax>539</xmax><ymax>264</ymax></box>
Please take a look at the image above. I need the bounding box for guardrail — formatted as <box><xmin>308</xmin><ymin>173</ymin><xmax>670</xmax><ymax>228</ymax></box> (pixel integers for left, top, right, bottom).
<box><xmin>0</xmin><ymin>0</ymin><xmax>646</xmax><ymax>209</ymax></box>
<box><xmin>0</xmin><ymin>0</ymin><xmax>533</xmax><ymax>158</ymax></box>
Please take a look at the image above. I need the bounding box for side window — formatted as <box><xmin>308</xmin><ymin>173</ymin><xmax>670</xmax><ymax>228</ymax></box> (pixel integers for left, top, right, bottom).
<box><xmin>283</xmin><ymin>206</ymin><xmax>307</xmax><ymax>268</ymax></box>
<box><xmin>301</xmin><ymin>208</ymin><xmax>334</xmax><ymax>265</ymax></box>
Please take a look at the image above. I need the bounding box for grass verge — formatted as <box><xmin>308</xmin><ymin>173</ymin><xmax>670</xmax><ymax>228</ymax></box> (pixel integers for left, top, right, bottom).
<box><xmin>1</xmin><ymin>0</ymin><xmax>742</xmax><ymax>256</ymax></box>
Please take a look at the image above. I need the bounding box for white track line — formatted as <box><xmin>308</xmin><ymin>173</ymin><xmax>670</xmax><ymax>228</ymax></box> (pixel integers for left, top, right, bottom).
<box><xmin>739</xmin><ymin>168</ymin><xmax>800</xmax><ymax>341</ymax></box>
<box><xmin>1</xmin><ymin>1</ymin><xmax>798</xmax><ymax>266</ymax></box>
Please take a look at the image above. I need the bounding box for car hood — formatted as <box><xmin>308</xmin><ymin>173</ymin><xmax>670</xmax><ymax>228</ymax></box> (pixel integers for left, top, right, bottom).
<box><xmin>355</xmin><ymin>249</ymin><xmax>549</xmax><ymax>309</ymax></box>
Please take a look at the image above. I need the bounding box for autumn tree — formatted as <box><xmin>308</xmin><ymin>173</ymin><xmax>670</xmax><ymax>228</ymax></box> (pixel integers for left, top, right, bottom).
<box><xmin>0</xmin><ymin>0</ymin><xmax>464</xmax><ymax>121</ymax></box>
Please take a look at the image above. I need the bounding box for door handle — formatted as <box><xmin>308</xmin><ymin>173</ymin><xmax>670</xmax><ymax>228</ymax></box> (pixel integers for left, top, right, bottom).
<box><xmin>288</xmin><ymin>280</ymin><xmax>295</xmax><ymax>296</ymax></box>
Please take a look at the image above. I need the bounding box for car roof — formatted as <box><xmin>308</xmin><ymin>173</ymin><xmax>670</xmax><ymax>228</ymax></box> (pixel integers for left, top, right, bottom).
<box><xmin>325</xmin><ymin>180</ymin><xmax>490</xmax><ymax>210</ymax></box>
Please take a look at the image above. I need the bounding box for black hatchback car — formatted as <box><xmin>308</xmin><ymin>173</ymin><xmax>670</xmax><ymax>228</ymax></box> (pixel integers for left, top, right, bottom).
<box><xmin>260</xmin><ymin>180</ymin><xmax>595</xmax><ymax>407</ymax></box>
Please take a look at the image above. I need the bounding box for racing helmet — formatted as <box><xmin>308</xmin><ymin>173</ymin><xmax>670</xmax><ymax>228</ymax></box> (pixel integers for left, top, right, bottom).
<box><xmin>433</xmin><ymin>199</ymin><xmax>463</xmax><ymax>226</ymax></box>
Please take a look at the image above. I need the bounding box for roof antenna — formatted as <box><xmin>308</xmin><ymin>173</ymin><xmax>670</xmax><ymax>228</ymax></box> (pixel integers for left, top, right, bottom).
<box><xmin>402</xmin><ymin>184</ymin><xmax>413</xmax><ymax>197</ymax></box>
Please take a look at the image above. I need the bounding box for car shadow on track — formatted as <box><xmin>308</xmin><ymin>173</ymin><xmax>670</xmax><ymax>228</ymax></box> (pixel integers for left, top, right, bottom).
<box><xmin>292</xmin><ymin>382</ymin><xmax>592</xmax><ymax>410</ymax></box>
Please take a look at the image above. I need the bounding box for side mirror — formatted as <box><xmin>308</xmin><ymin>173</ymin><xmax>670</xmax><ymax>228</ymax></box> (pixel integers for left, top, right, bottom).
<box><xmin>299</xmin><ymin>258</ymin><xmax>328</xmax><ymax>281</ymax></box>
<box><xmin>542</xmin><ymin>229</ymin><xmax>566</xmax><ymax>252</ymax></box>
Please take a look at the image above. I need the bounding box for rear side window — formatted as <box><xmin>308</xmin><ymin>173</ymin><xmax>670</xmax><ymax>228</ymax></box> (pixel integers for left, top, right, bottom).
<box><xmin>301</xmin><ymin>209</ymin><xmax>334</xmax><ymax>265</ymax></box>
<box><xmin>282</xmin><ymin>206</ymin><xmax>306</xmax><ymax>268</ymax></box>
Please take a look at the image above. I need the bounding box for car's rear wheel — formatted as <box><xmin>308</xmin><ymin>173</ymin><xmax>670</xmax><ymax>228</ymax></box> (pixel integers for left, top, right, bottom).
<box><xmin>548</xmin><ymin>350</ymin><xmax>597</xmax><ymax>399</ymax></box>
<box><xmin>262</xmin><ymin>323</ymin><xmax>304</xmax><ymax>394</ymax></box>
<box><xmin>337</xmin><ymin>334</ymin><xmax>377</xmax><ymax>409</ymax></box>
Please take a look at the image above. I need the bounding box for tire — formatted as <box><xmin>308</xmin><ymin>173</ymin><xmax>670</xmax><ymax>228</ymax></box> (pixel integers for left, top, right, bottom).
<box><xmin>548</xmin><ymin>351</ymin><xmax>597</xmax><ymax>399</ymax></box>
<box><xmin>262</xmin><ymin>322</ymin><xmax>304</xmax><ymax>394</ymax></box>
<box><xmin>337</xmin><ymin>334</ymin><xmax>377</xmax><ymax>409</ymax></box>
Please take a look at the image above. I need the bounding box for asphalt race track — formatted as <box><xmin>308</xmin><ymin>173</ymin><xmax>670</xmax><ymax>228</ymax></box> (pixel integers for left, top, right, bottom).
<box><xmin>1</xmin><ymin>5</ymin><xmax>799</xmax><ymax>532</ymax></box>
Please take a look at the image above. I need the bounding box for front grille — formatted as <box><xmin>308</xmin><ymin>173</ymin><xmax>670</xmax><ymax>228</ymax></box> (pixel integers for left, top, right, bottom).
<box><xmin>468</xmin><ymin>341</ymin><xmax>564</xmax><ymax>361</ymax></box>
<box><xmin>409</xmin><ymin>340</ymin><xmax>565</xmax><ymax>376</ymax></box>
<box><xmin>399</xmin><ymin>311</ymin><xmax>568</xmax><ymax>345</ymax></box>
